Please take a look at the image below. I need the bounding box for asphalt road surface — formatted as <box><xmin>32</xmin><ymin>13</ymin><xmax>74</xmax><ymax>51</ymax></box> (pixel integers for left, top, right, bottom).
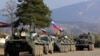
<box><xmin>0</xmin><ymin>48</ymin><xmax>100</xmax><ymax>56</ymax></box>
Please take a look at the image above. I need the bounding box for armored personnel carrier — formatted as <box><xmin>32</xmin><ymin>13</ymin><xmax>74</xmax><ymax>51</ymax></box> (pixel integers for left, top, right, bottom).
<box><xmin>0</xmin><ymin>33</ymin><xmax>9</xmax><ymax>47</ymax></box>
<box><xmin>37</xmin><ymin>34</ymin><xmax>54</xmax><ymax>54</ymax></box>
<box><xmin>69</xmin><ymin>39</ymin><xmax>76</xmax><ymax>51</ymax></box>
<box><xmin>54</xmin><ymin>35</ymin><xmax>76</xmax><ymax>53</ymax></box>
<box><xmin>4</xmin><ymin>28</ymin><xmax>44</xmax><ymax>56</ymax></box>
<box><xmin>75</xmin><ymin>33</ymin><xmax>95</xmax><ymax>50</ymax></box>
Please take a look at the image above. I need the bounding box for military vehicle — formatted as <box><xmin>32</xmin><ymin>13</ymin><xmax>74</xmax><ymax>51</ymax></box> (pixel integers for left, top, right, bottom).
<box><xmin>69</xmin><ymin>39</ymin><xmax>76</xmax><ymax>51</ymax></box>
<box><xmin>37</xmin><ymin>34</ymin><xmax>54</xmax><ymax>54</ymax></box>
<box><xmin>75</xmin><ymin>33</ymin><xmax>95</xmax><ymax>50</ymax></box>
<box><xmin>54</xmin><ymin>35</ymin><xmax>76</xmax><ymax>53</ymax></box>
<box><xmin>0</xmin><ymin>33</ymin><xmax>9</xmax><ymax>47</ymax></box>
<box><xmin>4</xmin><ymin>28</ymin><xmax>44</xmax><ymax>56</ymax></box>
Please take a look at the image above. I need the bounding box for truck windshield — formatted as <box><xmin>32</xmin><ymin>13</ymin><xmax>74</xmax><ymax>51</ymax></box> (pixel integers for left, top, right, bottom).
<box><xmin>79</xmin><ymin>35</ymin><xmax>88</xmax><ymax>39</ymax></box>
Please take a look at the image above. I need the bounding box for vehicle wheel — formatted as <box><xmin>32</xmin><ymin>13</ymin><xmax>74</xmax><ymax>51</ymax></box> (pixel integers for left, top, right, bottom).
<box><xmin>60</xmin><ymin>45</ymin><xmax>62</xmax><ymax>53</ymax></box>
<box><xmin>88</xmin><ymin>44</ymin><xmax>94</xmax><ymax>51</ymax></box>
<box><xmin>33</xmin><ymin>45</ymin><xmax>38</xmax><ymax>56</ymax></box>
<box><xmin>68</xmin><ymin>45</ymin><xmax>70</xmax><ymax>51</ymax></box>
<box><xmin>64</xmin><ymin>45</ymin><xmax>67</xmax><ymax>52</ymax></box>
<box><xmin>72</xmin><ymin>45</ymin><xmax>75</xmax><ymax>51</ymax></box>
<box><xmin>62</xmin><ymin>45</ymin><xmax>64</xmax><ymax>53</ymax></box>
<box><xmin>64</xmin><ymin>45</ymin><xmax>66</xmax><ymax>52</ymax></box>
<box><xmin>37</xmin><ymin>45</ymin><xmax>40</xmax><ymax>56</ymax></box>
<box><xmin>44</xmin><ymin>45</ymin><xmax>48</xmax><ymax>54</ymax></box>
<box><xmin>61</xmin><ymin>45</ymin><xmax>64</xmax><ymax>53</ymax></box>
<box><xmin>39</xmin><ymin>45</ymin><xmax>43</xmax><ymax>56</ymax></box>
<box><xmin>40</xmin><ymin>45</ymin><xmax>44</xmax><ymax>56</ymax></box>
<box><xmin>76</xmin><ymin>46</ymin><xmax>80</xmax><ymax>50</ymax></box>
<box><xmin>91</xmin><ymin>44</ymin><xmax>94</xmax><ymax>50</ymax></box>
<box><xmin>70</xmin><ymin>45</ymin><xmax>72</xmax><ymax>51</ymax></box>
<box><xmin>66</xmin><ymin>45</ymin><xmax>69</xmax><ymax>52</ymax></box>
<box><xmin>73</xmin><ymin>45</ymin><xmax>76</xmax><ymax>51</ymax></box>
<box><xmin>59</xmin><ymin>45</ymin><xmax>64</xmax><ymax>53</ymax></box>
<box><xmin>4</xmin><ymin>51</ymin><xmax>9</xmax><ymax>56</ymax></box>
<box><xmin>49</xmin><ymin>46</ymin><xmax>53</xmax><ymax>54</ymax></box>
<box><xmin>8</xmin><ymin>51</ymin><xmax>19</xmax><ymax>56</ymax></box>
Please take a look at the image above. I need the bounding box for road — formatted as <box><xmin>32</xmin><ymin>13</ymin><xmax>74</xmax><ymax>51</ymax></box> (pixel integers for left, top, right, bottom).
<box><xmin>0</xmin><ymin>48</ymin><xmax>100</xmax><ymax>56</ymax></box>
<box><xmin>44</xmin><ymin>48</ymin><xmax>100</xmax><ymax>56</ymax></box>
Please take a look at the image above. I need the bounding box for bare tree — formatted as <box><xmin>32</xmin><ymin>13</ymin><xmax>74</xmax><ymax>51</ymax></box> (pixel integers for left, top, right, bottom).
<box><xmin>1</xmin><ymin>0</ymin><xmax>17</xmax><ymax>23</ymax></box>
<box><xmin>0</xmin><ymin>0</ymin><xmax>17</xmax><ymax>35</ymax></box>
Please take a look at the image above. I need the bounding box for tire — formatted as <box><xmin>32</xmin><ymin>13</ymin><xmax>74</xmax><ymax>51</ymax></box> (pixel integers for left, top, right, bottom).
<box><xmin>64</xmin><ymin>45</ymin><xmax>66</xmax><ymax>52</ymax></box>
<box><xmin>61</xmin><ymin>45</ymin><xmax>64</xmax><ymax>53</ymax></box>
<box><xmin>4</xmin><ymin>51</ymin><xmax>9</xmax><ymax>56</ymax></box>
<box><xmin>70</xmin><ymin>45</ymin><xmax>72</xmax><ymax>51</ymax></box>
<box><xmin>60</xmin><ymin>45</ymin><xmax>62</xmax><ymax>53</ymax></box>
<box><xmin>73</xmin><ymin>45</ymin><xmax>76</xmax><ymax>51</ymax></box>
<box><xmin>39</xmin><ymin>45</ymin><xmax>44</xmax><ymax>56</ymax></box>
<box><xmin>66</xmin><ymin>45</ymin><xmax>69</xmax><ymax>52</ymax></box>
<box><xmin>62</xmin><ymin>45</ymin><xmax>65</xmax><ymax>53</ymax></box>
<box><xmin>91</xmin><ymin>44</ymin><xmax>94</xmax><ymax>50</ymax></box>
<box><xmin>88</xmin><ymin>44</ymin><xmax>94</xmax><ymax>51</ymax></box>
<box><xmin>7</xmin><ymin>51</ymin><xmax>19</xmax><ymax>56</ymax></box>
<box><xmin>68</xmin><ymin>45</ymin><xmax>70</xmax><ymax>51</ymax></box>
<box><xmin>44</xmin><ymin>45</ymin><xmax>48</xmax><ymax>54</ymax></box>
<box><xmin>49</xmin><ymin>46</ymin><xmax>53</xmax><ymax>54</ymax></box>
<box><xmin>33</xmin><ymin>45</ymin><xmax>39</xmax><ymax>56</ymax></box>
<box><xmin>49</xmin><ymin>43</ymin><xmax>54</xmax><ymax>54</ymax></box>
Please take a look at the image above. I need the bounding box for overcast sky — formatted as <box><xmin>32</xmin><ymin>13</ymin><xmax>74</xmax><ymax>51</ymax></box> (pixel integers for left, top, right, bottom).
<box><xmin>44</xmin><ymin>0</ymin><xmax>89</xmax><ymax>9</ymax></box>
<box><xmin>0</xmin><ymin>0</ymin><xmax>90</xmax><ymax>22</ymax></box>
<box><xmin>0</xmin><ymin>0</ymin><xmax>90</xmax><ymax>10</ymax></box>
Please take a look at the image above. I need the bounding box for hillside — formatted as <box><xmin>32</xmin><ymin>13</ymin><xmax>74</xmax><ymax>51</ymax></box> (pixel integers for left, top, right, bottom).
<box><xmin>52</xmin><ymin>0</ymin><xmax>100</xmax><ymax>33</ymax></box>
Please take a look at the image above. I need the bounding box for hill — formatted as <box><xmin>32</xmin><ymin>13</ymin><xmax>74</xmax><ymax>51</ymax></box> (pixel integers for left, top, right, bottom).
<box><xmin>52</xmin><ymin>0</ymin><xmax>100</xmax><ymax>34</ymax></box>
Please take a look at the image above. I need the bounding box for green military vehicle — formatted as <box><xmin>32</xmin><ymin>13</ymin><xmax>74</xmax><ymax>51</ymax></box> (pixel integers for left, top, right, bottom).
<box><xmin>75</xmin><ymin>33</ymin><xmax>95</xmax><ymax>50</ymax></box>
<box><xmin>37</xmin><ymin>34</ymin><xmax>54</xmax><ymax>54</ymax></box>
<box><xmin>54</xmin><ymin>35</ymin><xmax>76</xmax><ymax>53</ymax></box>
<box><xmin>4</xmin><ymin>28</ymin><xmax>44</xmax><ymax>56</ymax></box>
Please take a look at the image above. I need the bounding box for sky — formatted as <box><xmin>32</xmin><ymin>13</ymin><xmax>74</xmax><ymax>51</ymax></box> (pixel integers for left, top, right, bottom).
<box><xmin>0</xmin><ymin>0</ymin><xmax>90</xmax><ymax>22</ymax></box>
<box><xmin>44</xmin><ymin>0</ymin><xmax>89</xmax><ymax>9</ymax></box>
<box><xmin>0</xmin><ymin>0</ymin><xmax>90</xmax><ymax>10</ymax></box>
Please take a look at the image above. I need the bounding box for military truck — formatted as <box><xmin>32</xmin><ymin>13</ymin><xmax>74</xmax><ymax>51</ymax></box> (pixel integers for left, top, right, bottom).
<box><xmin>4</xmin><ymin>28</ymin><xmax>44</xmax><ymax>56</ymax></box>
<box><xmin>75</xmin><ymin>33</ymin><xmax>95</xmax><ymax>50</ymax></box>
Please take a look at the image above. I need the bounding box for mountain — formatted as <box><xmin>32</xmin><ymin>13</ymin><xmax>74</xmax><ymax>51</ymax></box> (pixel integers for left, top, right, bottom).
<box><xmin>52</xmin><ymin>0</ymin><xmax>100</xmax><ymax>33</ymax></box>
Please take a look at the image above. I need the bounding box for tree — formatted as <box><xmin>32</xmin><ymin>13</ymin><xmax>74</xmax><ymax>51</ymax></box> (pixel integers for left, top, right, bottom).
<box><xmin>0</xmin><ymin>0</ymin><xmax>17</xmax><ymax>34</ymax></box>
<box><xmin>16</xmin><ymin>0</ymin><xmax>52</xmax><ymax>30</ymax></box>
<box><xmin>0</xmin><ymin>0</ymin><xmax>17</xmax><ymax>23</ymax></box>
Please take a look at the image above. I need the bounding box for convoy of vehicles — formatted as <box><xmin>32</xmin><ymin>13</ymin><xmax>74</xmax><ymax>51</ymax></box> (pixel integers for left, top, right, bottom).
<box><xmin>0</xmin><ymin>22</ymin><xmax>95</xmax><ymax>56</ymax></box>
<box><xmin>0</xmin><ymin>31</ymin><xmax>94</xmax><ymax>56</ymax></box>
